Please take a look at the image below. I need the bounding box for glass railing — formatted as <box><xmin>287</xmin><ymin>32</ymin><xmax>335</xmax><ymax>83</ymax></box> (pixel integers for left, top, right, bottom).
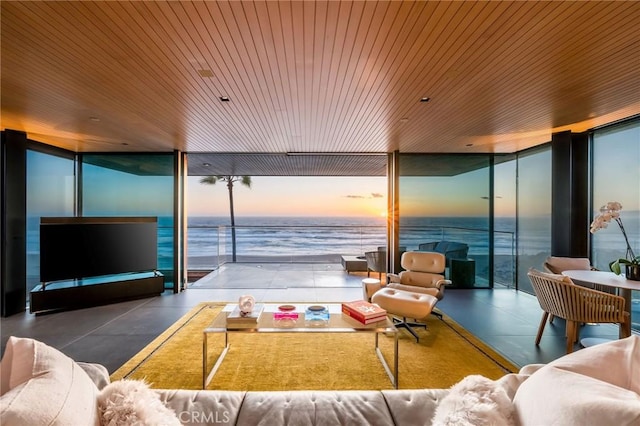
<box><xmin>186</xmin><ymin>224</ymin><xmax>516</xmax><ymax>287</ymax></box>
<box><xmin>399</xmin><ymin>225</ymin><xmax>516</xmax><ymax>289</ymax></box>
<box><xmin>187</xmin><ymin>224</ymin><xmax>387</xmax><ymax>268</ymax></box>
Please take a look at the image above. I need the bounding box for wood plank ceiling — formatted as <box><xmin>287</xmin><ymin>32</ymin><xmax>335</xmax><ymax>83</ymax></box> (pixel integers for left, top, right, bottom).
<box><xmin>2</xmin><ymin>1</ymin><xmax>640</xmax><ymax>162</ymax></box>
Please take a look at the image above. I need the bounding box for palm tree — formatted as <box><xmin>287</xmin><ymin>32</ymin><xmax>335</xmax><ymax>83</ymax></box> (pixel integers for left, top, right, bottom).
<box><xmin>200</xmin><ymin>175</ymin><xmax>252</xmax><ymax>262</ymax></box>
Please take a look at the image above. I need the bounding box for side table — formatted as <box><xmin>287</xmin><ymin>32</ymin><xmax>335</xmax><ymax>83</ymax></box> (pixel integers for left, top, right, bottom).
<box><xmin>341</xmin><ymin>255</ymin><xmax>368</xmax><ymax>273</ymax></box>
<box><xmin>451</xmin><ymin>258</ymin><xmax>475</xmax><ymax>288</ymax></box>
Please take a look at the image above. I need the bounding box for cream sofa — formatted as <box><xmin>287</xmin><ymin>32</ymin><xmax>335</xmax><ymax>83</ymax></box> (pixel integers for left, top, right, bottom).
<box><xmin>1</xmin><ymin>335</ymin><xmax>639</xmax><ymax>425</ymax></box>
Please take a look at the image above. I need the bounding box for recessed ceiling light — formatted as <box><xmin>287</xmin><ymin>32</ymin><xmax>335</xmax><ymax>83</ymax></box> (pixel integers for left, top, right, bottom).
<box><xmin>89</xmin><ymin>116</ymin><xmax>100</xmax><ymax>122</ymax></box>
<box><xmin>420</xmin><ymin>97</ymin><xmax>431</xmax><ymax>103</ymax></box>
<box><xmin>197</xmin><ymin>69</ymin><xmax>214</xmax><ymax>78</ymax></box>
<box><xmin>219</xmin><ymin>96</ymin><xmax>230</xmax><ymax>102</ymax></box>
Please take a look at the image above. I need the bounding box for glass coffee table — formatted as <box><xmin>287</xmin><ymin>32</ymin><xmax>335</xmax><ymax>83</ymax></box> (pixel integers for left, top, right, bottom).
<box><xmin>203</xmin><ymin>303</ymin><xmax>398</xmax><ymax>389</ymax></box>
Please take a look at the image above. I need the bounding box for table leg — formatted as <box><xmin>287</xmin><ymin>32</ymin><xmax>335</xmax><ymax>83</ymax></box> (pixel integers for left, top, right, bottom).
<box><xmin>620</xmin><ymin>288</ymin><xmax>632</xmax><ymax>339</ymax></box>
<box><xmin>203</xmin><ymin>331</ymin><xmax>230</xmax><ymax>389</ymax></box>
<box><xmin>394</xmin><ymin>332</ymin><xmax>398</xmax><ymax>388</ymax></box>
<box><xmin>375</xmin><ymin>332</ymin><xmax>398</xmax><ymax>389</ymax></box>
<box><xmin>202</xmin><ymin>332</ymin><xmax>207</xmax><ymax>389</ymax></box>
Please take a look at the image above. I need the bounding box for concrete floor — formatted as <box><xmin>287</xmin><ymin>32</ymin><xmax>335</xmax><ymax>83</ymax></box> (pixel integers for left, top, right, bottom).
<box><xmin>0</xmin><ymin>262</ymin><xmax>624</xmax><ymax>374</ymax></box>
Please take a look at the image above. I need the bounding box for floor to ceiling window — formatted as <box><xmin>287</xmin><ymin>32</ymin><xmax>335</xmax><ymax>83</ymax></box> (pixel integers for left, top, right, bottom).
<box><xmin>494</xmin><ymin>155</ymin><xmax>517</xmax><ymax>289</ymax></box>
<box><xmin>516</xmin><ymin>146</ymin><xmax>552</xmax><ymax>294</ymax></box>
<box><xmin>186</xmin><ymin>174</ymin><xmax>387</xmax><ymax>274</ymax></box>
<box><xmin>591</xmin><ymin>119</ymin><xmax>640</xmax><ymax>330</ymax></box>
<box><xmin>25</xmin><ymin>149</ymin><xmax>75</xmax><ymax>300</ymax></box>
<box><xmin>81</xmin><ymin>154</ymin><xmax>175</xmax><ymax>288</ymax></box>
<box><xmin>398</xmin><ymin>155</ymin><xmax>492</xmax><ymax>288</ymax></box>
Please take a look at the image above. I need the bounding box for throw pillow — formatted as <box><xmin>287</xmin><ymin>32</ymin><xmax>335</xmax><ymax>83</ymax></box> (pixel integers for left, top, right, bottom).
<box><xmin>543</xmin><ymin>335</ymin><xmax>640</xmax><ymax>393</ymax></box>
<box><xmin>0</xmin><ymin>336</ymin><xmax>100</xmax><ymax>426</ymax></box>
<box><xmin>5</xmin><ymin>335</ymin><xmax>37</xmax><ymax>391</ymax></box>
<box><xmin>513</xmin><ymin>364</ymin><xmax>640</xmax><ymax>426</ymax></box>
<box><xmin>431</xmin><ymin>374</ymin><xmax>515</xmax><ymax>426</ymax></box>
<box><xmin>0</xmin><ymin>339</ymin><xmax>14</xmax><ymax>395</ymax></box>
<box><xmin>513</xmin><ymin>335</ymin><xmax>640</xmax><ymax>426</ymax></box>
<box><xmin>98</xmin><ymin>379</ymin><xmax>180</xmax><ymax>426</ymax></box>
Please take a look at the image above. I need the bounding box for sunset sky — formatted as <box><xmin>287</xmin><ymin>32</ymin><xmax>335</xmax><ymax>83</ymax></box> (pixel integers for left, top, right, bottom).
<box><xmin>188</xmin><ymin>176</ymin><xmax>387</xmax><ymax>217</ymax></box>
<box><xmin>187</xmin><ymin>167</ymin><xmax>518</xmax><ymax>218</ymax></box>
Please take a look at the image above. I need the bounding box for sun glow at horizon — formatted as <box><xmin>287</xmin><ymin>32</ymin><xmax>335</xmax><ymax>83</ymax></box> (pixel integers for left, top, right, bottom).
<box><xmin>188</xmin><ymin>176</ymin><xmax>387</xmax><ymax>217</ymax></box>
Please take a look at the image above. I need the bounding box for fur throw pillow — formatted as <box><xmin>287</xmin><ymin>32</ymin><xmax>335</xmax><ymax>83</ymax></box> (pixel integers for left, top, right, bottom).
<box><xmin>98</xmin><ymin>379</ymin><xmax>180</xmax><ymax>426</ymax></box>
<box><xmin>432</xmin><ymin>374</ymin><xmax>515</xmax><ymax>426</ymax></box>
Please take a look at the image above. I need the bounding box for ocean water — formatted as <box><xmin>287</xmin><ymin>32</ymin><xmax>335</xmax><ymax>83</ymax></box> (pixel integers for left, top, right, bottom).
<box><xmin>186</xmin><ymin>216</ymin><xmax>519</xmax><ymax>259</ymax></box>
<box><xmin>25</xmin><ymin>215</ymin><xmax>549</xmax><ymax>273</ymax></box>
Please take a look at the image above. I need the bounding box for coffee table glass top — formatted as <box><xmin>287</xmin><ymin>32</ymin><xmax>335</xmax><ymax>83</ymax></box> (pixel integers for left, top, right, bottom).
<box><xmin>205</xmin><ymin>303</ymin><xmax>396</xmax><ymax>333</ymax></box>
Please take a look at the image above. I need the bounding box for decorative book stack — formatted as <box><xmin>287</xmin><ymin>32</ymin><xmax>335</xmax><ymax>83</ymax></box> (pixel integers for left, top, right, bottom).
<box><xmin>226</xmin><ymin>303</ymin><xmax>264</xmax><ymax>326</ymax></box>
<box><xmin>341</xmin><ymin>300</ymin><xmax>387</xmax><ymax>324</ymax></box>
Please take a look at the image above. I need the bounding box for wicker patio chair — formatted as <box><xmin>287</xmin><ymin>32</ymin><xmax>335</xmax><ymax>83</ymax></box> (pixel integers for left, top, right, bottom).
<box><xmin>527</xmin><ymin>268</ymin><xmax>631</xmax><ymax>354</ymax></box>
<box><xmin>542</xmin><ymin>256</ymin><xmax>617</xmax><ymax>327</ymax></box>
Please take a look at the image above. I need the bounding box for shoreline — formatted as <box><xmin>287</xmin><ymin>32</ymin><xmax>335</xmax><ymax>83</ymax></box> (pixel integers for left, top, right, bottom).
<box><xmin>185</xmin><ymin>253</ymin><xmax>517</xmax><ymax>274</ymax></box>
<box><xmin>186</xmin><ymin>253</ymin><xmax>347</xmax><ymax>269</ymax></box>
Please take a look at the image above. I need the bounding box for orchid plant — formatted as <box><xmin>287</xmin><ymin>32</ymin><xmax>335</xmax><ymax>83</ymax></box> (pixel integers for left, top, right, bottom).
<box><xmin>589</xmin><ymin>201</ymin><xmax>639</xmax><ymax>275</ymax></box>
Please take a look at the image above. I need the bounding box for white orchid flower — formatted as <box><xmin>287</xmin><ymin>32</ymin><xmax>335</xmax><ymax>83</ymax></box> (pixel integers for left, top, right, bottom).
<box><xmin>607</xmin><ymin>201</ymin><xmax>623</xmax><ymax>211</ymax></box>
<box><xmin>590</xmin><ymin>201</ymin><xmax>637</xmax><ymax>274</ymax></box>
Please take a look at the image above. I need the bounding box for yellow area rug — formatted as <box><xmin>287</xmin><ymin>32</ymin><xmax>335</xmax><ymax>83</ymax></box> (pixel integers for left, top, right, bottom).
<box><xmin>111</xmin><ymin>303</ymin><xmax>518</xmax><ymax>391</ymax></box>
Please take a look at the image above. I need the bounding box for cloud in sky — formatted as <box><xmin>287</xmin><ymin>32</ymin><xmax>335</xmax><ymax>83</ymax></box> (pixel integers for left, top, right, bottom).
<box><xmin>344</xmin><ymin>192</ymin><xmax>384</xmax><ymax>199</ymax></box>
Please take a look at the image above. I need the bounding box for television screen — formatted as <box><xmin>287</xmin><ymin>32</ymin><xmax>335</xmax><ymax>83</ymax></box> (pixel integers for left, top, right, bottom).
<box><xmin>40</xmin><ymin>217</ymin><xmax>158</xmax><ymax>282</ymax></box>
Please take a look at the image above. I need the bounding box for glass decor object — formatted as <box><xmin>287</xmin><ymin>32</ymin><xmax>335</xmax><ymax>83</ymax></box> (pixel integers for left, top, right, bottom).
<box><xmin>304</xmin><ymin>305</ymin><xmax>330</xmax><ymax>326</ymax></box>
<box><xmin>238</xmin><ymin>295</ymin><xmax>256</xmax><ymax>315</ymax></box>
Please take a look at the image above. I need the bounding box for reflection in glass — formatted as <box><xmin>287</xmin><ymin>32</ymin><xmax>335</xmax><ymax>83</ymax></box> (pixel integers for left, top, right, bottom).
<box><xmin>26</xmin><ymin>150</ymin><xmax>75</xmax><ymax>299</ymax></box>
<box><xmin>591</xmin><ymin>120</ymin><xmax>640</xmax><ymax>331</ymax></box>
<box><xmin>494</xmin><ymin>155</ymin><xmax>517</xmax><ymax>288</ymax></box>
<box><xmin>516</xmin><ymin>147</ymin><xmax>552</xmax><ymax>294</ymax></box>
<box><xmin>82</xmin><ymin>154</ymin><xmax>174</xmax><ymax>288</ymax></box>
<box><xmin>398</xmin><ymin>155</ymin><xmax>491</xmax><ymax>288</ymax></box>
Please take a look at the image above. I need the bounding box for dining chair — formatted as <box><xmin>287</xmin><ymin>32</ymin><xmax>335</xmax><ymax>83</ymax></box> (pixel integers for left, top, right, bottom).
<box><xmin>527</xmin><ymin>268</ymin><xmax>631</xmax><ymax>354</ymax></box>
<box><xmin>543</xmin><ymin>256</ymin><xmax>617</xmax><ymax>326</ymax></box>
<box><xmin>543</xmin><ymin>256</ymin><xmax>616</xmax><ymax>294</ymax></box>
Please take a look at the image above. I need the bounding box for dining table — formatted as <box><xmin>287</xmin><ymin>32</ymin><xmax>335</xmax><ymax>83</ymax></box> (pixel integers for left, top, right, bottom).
<box><xmin>562</xmin><ymin>269</ymin><xmax>640</xmax><ymax>344</ymax></box>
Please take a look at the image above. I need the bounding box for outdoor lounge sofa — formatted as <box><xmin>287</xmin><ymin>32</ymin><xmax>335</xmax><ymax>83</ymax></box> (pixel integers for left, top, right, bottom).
<box><xmin>418</xmin><ymin>241</ymin><xmax>469</xmax><ymax>267</ymax></box>
<box><xmin>2</xmin><ymin>335</ymin><xmax>639</xmax><ymax>425</ymax></box>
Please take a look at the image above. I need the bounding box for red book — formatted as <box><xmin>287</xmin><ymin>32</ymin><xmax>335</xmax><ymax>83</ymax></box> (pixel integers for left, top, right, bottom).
<box><xmin>341</xmin><ymin>301</ymin><xmax>387</xmax><ymax>324</ymax></box>
<box><xmin>342</xmin><ymin>308</ymin><xmax>387</xmax><ymax>324</ymax></box>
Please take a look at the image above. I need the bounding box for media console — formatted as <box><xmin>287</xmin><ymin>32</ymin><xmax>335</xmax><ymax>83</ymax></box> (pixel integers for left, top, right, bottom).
<box><xmin>30</xmin><ymin>272</ymin><xmax>164</xmax><ymax>314</ymax></box>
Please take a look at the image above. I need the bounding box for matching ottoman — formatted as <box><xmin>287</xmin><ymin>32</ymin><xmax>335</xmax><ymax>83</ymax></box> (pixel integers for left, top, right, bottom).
<box><xmin>371</xmin><ymin>288</ymin><xmax>438</xmax><ymax>342</ymax></box>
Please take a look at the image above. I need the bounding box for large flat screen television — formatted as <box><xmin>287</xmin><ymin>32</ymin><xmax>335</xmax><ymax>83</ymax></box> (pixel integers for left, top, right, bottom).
<box><xmin>40</xmin><ymin>217</ymin><xmax>158</xmax><ymax>282</ymax></box>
